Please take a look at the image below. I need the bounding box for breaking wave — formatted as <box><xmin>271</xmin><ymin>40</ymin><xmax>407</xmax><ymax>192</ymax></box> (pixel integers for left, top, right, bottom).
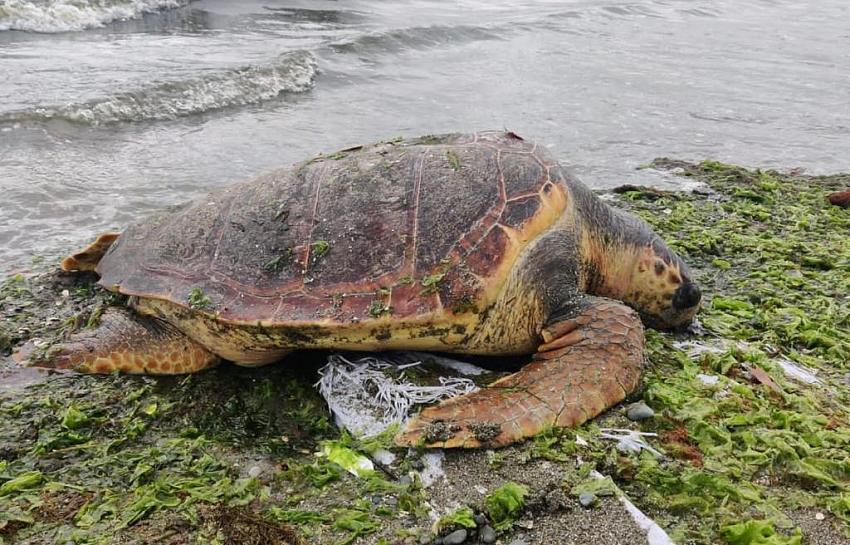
<box><xmin>0</xmin><ymin>0</ymin><xmax>188</xmax><ymax>33</ymax></box>
<box><xmin>327</xmin><ymin>24</ymin><xmax>502</xmax><ymax>56</ymax></box>
<box><xmin>1</xmin><ymin>50</ymin><xmax>318</xmax><ymax>124</ymax></box>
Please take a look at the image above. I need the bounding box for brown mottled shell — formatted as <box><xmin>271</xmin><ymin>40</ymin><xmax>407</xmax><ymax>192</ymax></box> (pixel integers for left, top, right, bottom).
<box><xmin>97</xmin><ymin>131</ymin><xmax>570</xmax><ymax>325</ymax></box>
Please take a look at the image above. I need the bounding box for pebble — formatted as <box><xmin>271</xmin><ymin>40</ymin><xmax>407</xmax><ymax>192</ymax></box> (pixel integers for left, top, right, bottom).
<box><xmin>815</xmin><ymin>512</ymin><xmax>825</xmax><ymax>521</ymax></box>
<box><xmin>473</xmin><ymin>513</ymin><xmax>488</xmax><ymax>526</ymax></box>
<box><xmin>480</xmin><ymin>525</ymin><xmax>496</xmax><ymax>544</ymax></box>
<box><xmin>579</xmin><ymin>491</ymin><xmax>597</xmax><ymax>507</ymax></box>
<box><xmin>507</xmin><ymin>540</ymin><xmax>528</xmax><ymax>545</ymax></box>
<box><xmin>627</xmin><ymin>402</ymin><xmax>655</xmax><ymax>421</ymax></box>
<box><xmin>247</xmin><ymin>465</ymin><xmax>262</xmax><ymax>478</ymax></box>
<box><xmin>443</xmin><ymin>529</ymin><xmax>467</xmax><ymax>545</ymax></box>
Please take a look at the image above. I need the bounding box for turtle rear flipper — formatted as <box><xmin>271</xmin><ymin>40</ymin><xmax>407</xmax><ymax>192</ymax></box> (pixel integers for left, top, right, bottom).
<box><xmin>29</xmin><ymin>308</ymin><xmax>218</xmax><ymax>374</ymax></box>
<box><xmin>61</xmin><ymin>232</ymin><xmax>120</xmax><ymax>272</ymax></box>
<box><xmin>396</xmin><ymin>298</ymin><xmax>644</xmax><ymax>448</ymax></box>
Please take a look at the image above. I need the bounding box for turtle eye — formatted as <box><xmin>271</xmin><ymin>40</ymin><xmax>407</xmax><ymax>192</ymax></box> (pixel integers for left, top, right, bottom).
<box><xmin>672</xmin><ymin>282</ymin><xmax>701</xmax><ymax>310</ymax></box>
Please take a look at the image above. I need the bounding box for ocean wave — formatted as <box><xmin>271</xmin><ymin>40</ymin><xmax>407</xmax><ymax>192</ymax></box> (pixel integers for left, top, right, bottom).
<box><xmin>0</xmin><ymin>0</ymin><xmax>187</xmax><ymax>33</ymax></box>
<box><xmin>2</xmin><ymin>50</ymin><xmax>318</xmax><ymax>124</ymax></box>
<box><xmin>328</xmin><ymin>24</ymin><xmax>501</xmax><ymax>56</ymax></box>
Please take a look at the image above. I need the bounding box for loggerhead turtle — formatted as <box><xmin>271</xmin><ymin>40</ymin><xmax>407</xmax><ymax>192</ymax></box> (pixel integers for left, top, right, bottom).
<box><xmin>43</xmin><ymin>131</ymin><xmax>701</xmax><ymax>448</ymax></box>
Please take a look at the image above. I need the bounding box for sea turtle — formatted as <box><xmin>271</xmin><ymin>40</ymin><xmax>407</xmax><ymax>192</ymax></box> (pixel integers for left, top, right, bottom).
<box><xmin>42</xmin><ymin>131</ymin><xmax>701</xmax><ymax>448</ymax></box>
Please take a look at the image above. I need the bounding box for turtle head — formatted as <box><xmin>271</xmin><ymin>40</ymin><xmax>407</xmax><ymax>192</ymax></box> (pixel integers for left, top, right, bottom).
<box><xmin>623</xmin><ymin>239</ymin><xmax>701</xmax><ymax>330</ymax></box>
<box><xmin>580</xmin><ymin>207</ymin><xmax>701</xmax><ymax>330</ymax></box>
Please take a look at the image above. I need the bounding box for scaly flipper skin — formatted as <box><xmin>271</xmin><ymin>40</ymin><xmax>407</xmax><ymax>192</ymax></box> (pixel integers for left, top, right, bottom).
<box><xmin>60</xmin><ymin>232</ymin><xmax>120</xmax><ymax>272</ymax></box>
<box><xmin>31</xmin><ymin>308</ymin><xmax>218</xmax><ymax>374</ymax></box>
<box><xmin>395</xmin><ymin>299</ymin><xmax>644</xmax><ymax>448</ymax></box>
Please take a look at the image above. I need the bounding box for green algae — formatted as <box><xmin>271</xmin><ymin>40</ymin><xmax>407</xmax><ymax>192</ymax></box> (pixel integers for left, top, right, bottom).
<box><xmin>419</xmin><ymin>273</ymin><xmax>445</xmax><ymax>296</ymax></box>
<box><xmin>311</xmin><ymin>241</ymin><xmax>331</xmax><ymax>261</ymax></box>
<box><xmin>722</xmin><ymin>520</ymin><xmax>803</xmax><ymax>545</ymax></box>
<box><xmin>264</xmin><ymin>249</ymin><xmax>294</xmax><ymax>273</ymax></box>
<box><xmin>445</xmin><ymin>150</ymin><xmax>461</xmax><ymax>171</ymax></box>
<box><xmin>485</xmin><ymin>481</ymin><xmax>528</xmax><ymax>530</ymax></box>
<box><xmin>606</xmin><ymin>160</ymin><xmax>850</xmax><ymax>543</ymax></box>
<box><xmin>1</xmin><ymin>159</ymin><xmax>848</xmax><ymax>544</ymax></box>
<box><xmin>0</xmin><ymin>362</ymin><xmax>336</xmax><ymax>543</ymax></box>
<box><xmin>367</xmin><ymin>300</ymin><xmax>392</xmax><ymax>318</ymax></box>
<box><xmin>187</xmin><ymin>288</ymin><xmax>212</xmax><ymax>310</ymax></box>
<box><xmin>436</xmin><ymin>506</ymin><xmax>476</xmax><ymax>531</ymax></box>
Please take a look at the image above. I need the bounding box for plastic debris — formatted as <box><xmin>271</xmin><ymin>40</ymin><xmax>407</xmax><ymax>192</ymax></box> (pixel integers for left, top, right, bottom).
<box><xmin>321</xmin><ymin>441</ymin><xmax>374</xmax><ymax>477</ymax></box>
<box><xmin>316</xmin><ymin>354</ymin><xmax>478</xmax><ymax>437</ymax></box>
<box><xmin>620</xmin><ymin>491</ymin><xmax>677</xmax><ymax>545</ymax></box>
<box><xmin>672</xmin><ymin>339</ymin><xmax>727</xmax><ymax>358</ymax></box>
<box><xmin>599</xmin><ymin>428</ymin><xmax>663</xmax><ymax>457</ymax></box>
<box><xmin>372</xmin><ymin>449</ymin><xmax>396</xmax><ymax>466</ymax></box>
<box><xmin>420</xmin><ymin>450</ymin><xmax>446</xmax><ymax>487</ymax></box>
<box><xmin>696</xmin><ymin>373</ymin><xmax>720</xmax><ymax>386</ymax></box>
<box><xmin>388</xmin><ymin>351</ymin><xmax>489</xmax><ymax>376</ymax></box>
<box><xmin>589</xmin><ymin>471</ymin><xmax>675</xmax><ymax>545</ymax></box>
<box><xmin>777</xmin><ymin>358</ymin><xmax>821</xmax><ymax>386</ymax></box>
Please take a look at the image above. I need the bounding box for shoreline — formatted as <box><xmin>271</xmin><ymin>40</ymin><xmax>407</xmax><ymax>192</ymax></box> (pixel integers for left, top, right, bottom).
<box><xmin>1</xmin><ymin>160</ymin><xmax>848</xmax><ymax>545</ymax></box>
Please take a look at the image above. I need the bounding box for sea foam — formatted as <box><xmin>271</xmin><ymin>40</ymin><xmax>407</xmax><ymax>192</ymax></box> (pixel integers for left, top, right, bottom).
<box><xmin>2</xmin><ymin>50</ymin><xmax>318</xmax><ymax>125</ymax></box>
<box><xmin>0</xmin><ymin>0</ymin><xmax>187</xmax><ymax>33</ymax></box>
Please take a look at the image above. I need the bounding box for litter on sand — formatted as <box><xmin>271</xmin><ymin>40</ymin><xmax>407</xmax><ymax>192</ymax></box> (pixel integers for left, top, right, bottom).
<box><xmin>599</xmin><ymin>428</ymin><xmax>664</xmax><ymax>457</ymax></box>
<box><xmin>590</xmin><ymin>471</ymin><xmax>676</xmax><ymax>545</ymax></box>
<box><xmin>315</xmin><ymin>353</ymin><xmax>479</xmax><ymax>438</ymax></box>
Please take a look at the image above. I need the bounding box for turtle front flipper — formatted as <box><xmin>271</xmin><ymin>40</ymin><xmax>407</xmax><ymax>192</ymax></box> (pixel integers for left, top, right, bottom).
<box><xmin>60</xmin><ymin>232</ymin><xmax>120</xmax><ymax>272</ymax></box>
<box><xmin>396</xmin><ymin>299</ymin><xmax>644</xmax><ymax>448</ymax></box>
<box><xmin>28</xmin><ymin>308</ymin><xmax>218</xmax><ymax>374</ymax></box>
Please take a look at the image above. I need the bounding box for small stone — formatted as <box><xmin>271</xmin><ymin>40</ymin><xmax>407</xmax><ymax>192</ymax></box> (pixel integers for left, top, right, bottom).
<box><xmin>473</xmin><ymin>513</ymin><xmax>488</xmax><ymax>526</ymax></box>
<box><xmin>443</xmin><ymin>529</ymin><xmax>467</xmax><ymax>545</ymax></box>
<box><xmin>247</xmin><ymin>465</ymin><xmax>262</xmax><ymax>478</ymax></box>
<box><xmin>815</xmin><ymin>512</ymin><xmax>825</xmax><ymax>521</ymax></box>
<box><xmin>507</xmin><ymin>540</ymin><xmax>528</xmax><ymax>545</ymax></box>
<box><xmin>419</xmin><ymin>533</ymin><xmax>432</xmax><ymax>545</ymax></box>
<box><xmin>579</xmin><ymin>491</ymin><xmax>597</xmax><ymax>507</ymax></box>
<box><xmin>399</xmin><ymin>475</ymin><xmax>413</xmax><ymax>486</ymax></box>
<box><xmin>480</xmin><ymin>526</ymin><xmax>496</xmax><ymax>543</ymax></box>
<box><xmin>627</xmin><ymin>402</ymin><xmax>655</xmax><ymax>421</ymax></box>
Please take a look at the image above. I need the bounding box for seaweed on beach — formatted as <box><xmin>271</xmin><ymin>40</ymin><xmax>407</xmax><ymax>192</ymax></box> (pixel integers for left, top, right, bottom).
<box><xmin>1</xmin><ymin>160</ymin><xmax>848</xmax><ymax>544</ymax></box>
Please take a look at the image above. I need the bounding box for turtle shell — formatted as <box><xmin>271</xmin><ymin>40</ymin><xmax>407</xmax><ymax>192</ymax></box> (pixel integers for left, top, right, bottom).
<box><xmin>97</xmin><ymin>131</ymin><xmax>571</xmax><ymax>325</ymax></box>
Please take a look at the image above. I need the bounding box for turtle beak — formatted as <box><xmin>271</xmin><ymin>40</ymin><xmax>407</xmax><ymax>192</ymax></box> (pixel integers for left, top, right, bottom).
<box><xmin>672</xmin><ymin>282</ymin><xmax>701</xmax><ymax>311</ymax></box>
